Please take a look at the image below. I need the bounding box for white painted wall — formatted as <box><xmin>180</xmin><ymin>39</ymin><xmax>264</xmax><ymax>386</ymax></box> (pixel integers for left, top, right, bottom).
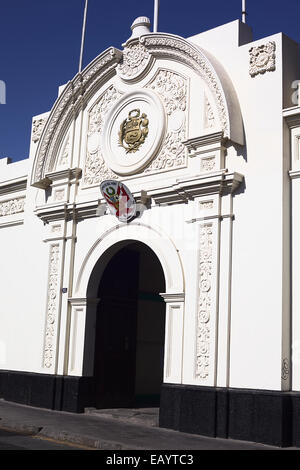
<box><xmin>0</xmin><ymin>19</ymin><xmax>299</xmax><ymax>397</ymax></box>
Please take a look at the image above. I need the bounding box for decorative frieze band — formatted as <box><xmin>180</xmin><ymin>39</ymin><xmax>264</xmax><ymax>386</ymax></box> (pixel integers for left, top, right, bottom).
<box><xmin>0</xmin><ymin>197</ymin><xmax>25</xmax><ymax>217</ymax></box>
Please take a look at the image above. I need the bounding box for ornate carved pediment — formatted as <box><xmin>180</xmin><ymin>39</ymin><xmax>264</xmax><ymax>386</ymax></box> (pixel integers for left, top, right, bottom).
<box><xmin>31</xmin><ymin>32</ymin><xmax>244</xmax><ymax>189</ymax></box>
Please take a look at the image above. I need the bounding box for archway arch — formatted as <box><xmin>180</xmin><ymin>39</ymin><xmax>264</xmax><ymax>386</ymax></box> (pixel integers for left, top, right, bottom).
<box><xmin>75</xmin><ymin>222</ymin><xmax>184</xmax><ymax>297</ymax></box>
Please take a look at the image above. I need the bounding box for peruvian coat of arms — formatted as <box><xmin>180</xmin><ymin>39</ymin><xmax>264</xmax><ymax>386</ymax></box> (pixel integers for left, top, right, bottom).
<box><xmin>118</xmin><ymin>109</ymin><xmax>149</xmax><ymax>154</ymax></box>
<box><xmin>100</xmin><ymin>180</ymin><xmax>136</xmax><ymax>223</ymax></box>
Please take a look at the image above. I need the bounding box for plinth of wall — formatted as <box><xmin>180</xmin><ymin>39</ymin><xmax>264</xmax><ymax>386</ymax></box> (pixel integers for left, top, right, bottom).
<box><xmin>0</xmin><ymin>370</ymin><xmax>95</xmax><ymax>413</ymax></box>
<box><xmin>159</xmin><ymin>384</ymin><xmax>300</xmax><ymax>448</ymax></box>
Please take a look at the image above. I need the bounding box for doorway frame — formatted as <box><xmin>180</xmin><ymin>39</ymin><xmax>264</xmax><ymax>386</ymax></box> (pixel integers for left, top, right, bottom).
<box><xmin>67</xmin><ymin>222</ymin><xmax>185</xmax><ymax>386</ymax></box>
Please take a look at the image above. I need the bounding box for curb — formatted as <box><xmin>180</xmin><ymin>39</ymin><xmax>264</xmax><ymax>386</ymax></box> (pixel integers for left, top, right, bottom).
<box><xmin>0</xmin><ymin>420</ymin><xmax>144</xmax><ymax>450</ymax></box>
<box><xmin>37</xmin><ymin>427</ymin><xmax>143</xmax><ymax>450</ymax></box>
<box><xmin>0</xmin><ymin>419</ymin><xmax>42</xmax><ymax>436</ymax></box>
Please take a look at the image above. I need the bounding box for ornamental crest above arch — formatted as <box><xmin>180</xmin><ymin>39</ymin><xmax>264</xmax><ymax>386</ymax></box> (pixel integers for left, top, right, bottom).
<box><xmin>30</xmin><ymin>33</ymin><xmax>243</xmax><ymax>189</ymax></box>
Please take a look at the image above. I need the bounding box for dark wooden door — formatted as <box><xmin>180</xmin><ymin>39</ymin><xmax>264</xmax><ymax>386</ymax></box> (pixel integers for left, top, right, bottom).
<box><xmin>94</xmin><ymin>248</ymin><xmax>139</xmax><ymax>408</ymax></box>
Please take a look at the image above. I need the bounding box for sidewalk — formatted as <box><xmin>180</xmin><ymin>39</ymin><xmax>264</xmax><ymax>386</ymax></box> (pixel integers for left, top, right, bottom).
<box><xmin>0</xmin><ymin>399</ymin><xmax>294</xmax><ymax>450</ymax></box>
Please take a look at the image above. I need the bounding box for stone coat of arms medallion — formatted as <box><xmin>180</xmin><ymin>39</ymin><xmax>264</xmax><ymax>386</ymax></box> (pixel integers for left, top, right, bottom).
<box><xmin>102</xmin><ymin>89</ymin><xmax>166</xmax><ymax>175</ymax></box>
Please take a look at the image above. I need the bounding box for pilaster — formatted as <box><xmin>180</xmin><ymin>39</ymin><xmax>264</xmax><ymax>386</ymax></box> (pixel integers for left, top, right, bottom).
<box><xmin>35</xmin><ymin>168</ymin><xmax>81</xmax><ymax>375</ymax></box>
<box><xmin>284</xmin><ymin>107</ymin><xmax>300</xmax><ymax>390</ymax></box>
<box><xmin>160</xmin><ymin>293</ymin><xmax>185</xmax><ymax>384</ymax></box>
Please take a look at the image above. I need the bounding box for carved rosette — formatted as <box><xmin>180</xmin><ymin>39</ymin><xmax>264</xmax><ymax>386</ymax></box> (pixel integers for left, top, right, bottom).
<box><xmin>144</xmin><ymin>70</ymin><xmax>187</xmax><ymax>173</ymax></box>
<box><xmin>249</xmin><ymin>42</ymin><xmax>276</xmax><ymax>77</ymax></box>
<box><xmin>83</xmin><ymin>86</ymin><xmax>122</xmax><ymax>186</ymax></box>
<box><xmin>117</xmin><ymin>42</ymin><xmax>151</xmax><ymax>81</ymax></box>
<box><xmin>43</xmin><ymin>244</ymin><xmax>60</xmax><ymax>369</ymax></box>
<box><xmin>196</xmin><ymin>224</ymin><xmax>213</xmax><ymax>379</ymax></box>
<box><xmin>0</xmin><ymin>197</ymin><xmax>25</xmax><ymax>217</ymax></box>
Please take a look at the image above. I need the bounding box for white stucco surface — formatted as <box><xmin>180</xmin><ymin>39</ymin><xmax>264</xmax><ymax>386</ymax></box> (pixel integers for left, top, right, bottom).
<box><xmin>1</xmin><ymin>18</ymin><xmax>299</xmax><ymax>394</ymax></box>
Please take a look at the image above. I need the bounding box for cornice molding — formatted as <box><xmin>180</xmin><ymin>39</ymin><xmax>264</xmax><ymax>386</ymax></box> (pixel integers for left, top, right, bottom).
<box><xmin>34</xmin><ymin>200</ymin><xmax>100</xmax><ymax>223</ymax></box>
<box><xmin>68</xmin><ymin>297</ymin><xmax>100</xmax><ymax>306</ymax></box>
<box><xmin>0</xmin><ymin>176</ymin><xmax>27</xmax><ymax>195</ymax></box>
<box><xmin>160</xmin><ymin>292</ymin><xmax>185</xmax><ymax>303</ymax></box>
<box><xmin>283</xmin><ymin>107</ymin><xmax>300</xmax><ymax>129</ymax></box>
<box><xmin>183</xmin><ymin>130</ymin><xmax>226</xmax><ymax>158</ymax></box>
<box><xmin>148</xmin><ymin>171</ymin><xmax>244</xmax><ymax>205</ymax></box>
<box><xmin>34</xmin><ymin>171</ymin><xmax>244</xmax><ymax>223</ymax></box>
<box><xmin>45</xmin><ymin>167</ymin><xmax>82</xmax><ymax>183</ymax></box>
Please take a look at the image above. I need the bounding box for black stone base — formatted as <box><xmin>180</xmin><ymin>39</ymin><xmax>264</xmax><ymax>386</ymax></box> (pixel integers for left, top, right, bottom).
<box><xmin>159</xmin><ymin>384</ymin><xmax>300</xmax><ymax>448</ymax></box>
<box><xmin>0</xmin><ymin>370</ymin><xmax>95</xmax><ymax>413</ymax></box>
<box><xmin>2</xmin><ymin>370</ymin><xmax>300</xmax><ymax>447</ymax></box>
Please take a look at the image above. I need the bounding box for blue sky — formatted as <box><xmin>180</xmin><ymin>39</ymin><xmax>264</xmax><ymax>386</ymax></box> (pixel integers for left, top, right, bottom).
<box><xmin>0</xmin><ymin>0</ymin><xmax>300</xmax><ymax>163</ymax></box>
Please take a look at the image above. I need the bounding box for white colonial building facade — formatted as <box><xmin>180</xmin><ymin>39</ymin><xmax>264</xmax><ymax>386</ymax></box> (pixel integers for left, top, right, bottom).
<box><xmin>1</xmin><ymin>16</ymin><xmax>300</xmax><ymax>446</ymax></box>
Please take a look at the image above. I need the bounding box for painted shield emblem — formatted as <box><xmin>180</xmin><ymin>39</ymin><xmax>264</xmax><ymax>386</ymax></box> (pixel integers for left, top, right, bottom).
<box><xmin>100</xmin><ymin>180</ymin><xmax>136</xmax><ymax>223</ymax></box>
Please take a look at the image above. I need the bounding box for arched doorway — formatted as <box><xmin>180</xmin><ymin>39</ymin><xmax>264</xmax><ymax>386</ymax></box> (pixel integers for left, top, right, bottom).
<box><xmin>87</xmin><ymin>241</ymin><xmax>166</xmax><ymax>409</ymax></box>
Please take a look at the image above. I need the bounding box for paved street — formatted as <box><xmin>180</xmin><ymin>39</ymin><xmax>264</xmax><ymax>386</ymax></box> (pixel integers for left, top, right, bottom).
<box><xmin>0</xmin><ymin>399</ymin><xmax>289</xmax><ymax>451</ymax></box>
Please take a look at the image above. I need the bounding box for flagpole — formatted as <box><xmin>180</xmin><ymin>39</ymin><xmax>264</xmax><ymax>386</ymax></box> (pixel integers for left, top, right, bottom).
<box><xmin>79</xmin><ymin>0</ymin><xmax>89</xmax><ymax>73</ymax></box>
<box><xmin>153</xmin><ymin>0</ymin><xmax>160</xmax><ymax>33</ymax></box>
<box><xmin>242</xmin><ymin>0</ymin><xmax>247</xmax><ymax>23</ymax></box>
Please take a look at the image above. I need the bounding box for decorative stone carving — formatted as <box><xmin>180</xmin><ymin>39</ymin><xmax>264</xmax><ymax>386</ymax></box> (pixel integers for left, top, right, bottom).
<box><xmin>204</xmin><ymin>96</ymin><xmax>215</xmax><ymax>129</ymax></box>
<box><xmin>83</xmin><ymin>86</ymin><xmax>122</xmax><ymax>186</ymax></box>
<box><xmin>117</xmin><ymin>42</ymin><xmax>151</xmax><ymax>80</ymax></box>
<box><xmin>32</xmin><ymin>48</ymin><xmax>122</xmax><ymax>186</ymax></box>
<box><xmin>196</xmin><ymin>224</ymin><xmax>213</xmax><ymax>379</ymax></box>
<box><xmin>143</xmin><ymin>35</ymin><xmax>229</xmax><ymax>137</ymax></box>
<box><xmin>88</xmin><ymin>86</ymin><xmax>122</xmax><ymax>136</ymax></box>
<box><xmin>51</xmin><ymin>224</ymin><xmax>62</xmax><ymax>233</ymax></box>
<box><xmin>200</xmin><ymin>201</ymin><xmax>213</xmax><ymax>210</ymax></box>
<box><xmin>54</xmin><ymin>189</ymin><xmax>65</xmax><ymax>201</ymax></box>
<box><xmin>144</xmin><ymin>128</ymin><xmax>186</xmax><ymax>173</ymax></box>
<box><xmin>282</xmin><ymin>358</ymin><xmax>289</xmax><ymax>381</ymax></box>
<box><xmin>148</xmin><ymin>70</ymin><xmax>186</xmax><ymax>115</ymax></box>
<box><xmin>144</xmin><ymin>70</ymin><xmax>187</xmax><ymax>173</ymax></box>
<box><xmin>43</xmin><ymin>244</ymin><xmax>60</xmax><ymax>369</ymax></box>
<box><xmin>201</xmin><ymin>157</ymin><xmax>216</xmax><ymax>172</ymax></box>
<box><xmin>0</xmin><ymin>197</ymin><xmax>25</xmax><ymax>217</ymax></box>
<box><xmin>58</xmin><ymin>134</ymin><xmax>70</xmax><ymax>167</ymax></box>
<box><xmin>249</xmin><ymin>41</ymin><xmax>276</xmax><ymax>77</ymax></box>
<box><xmin>84</xmin><ymin>153</ymin><xmax>118</xmax><ymax>186</ymax></box>
<box><xmin>102</xmin><ymin>89</ymin><xmax>166</xmax><ymax>176</ymax></box>
<box><xmin>32</xmin><ymin>118</ymin><xmax>47</xmax><ymax>143</ymax></box>
<box><xmin>32</xmin><ymin>32</ymin><xmax>246</xmax><ymax>186</ymax></box>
